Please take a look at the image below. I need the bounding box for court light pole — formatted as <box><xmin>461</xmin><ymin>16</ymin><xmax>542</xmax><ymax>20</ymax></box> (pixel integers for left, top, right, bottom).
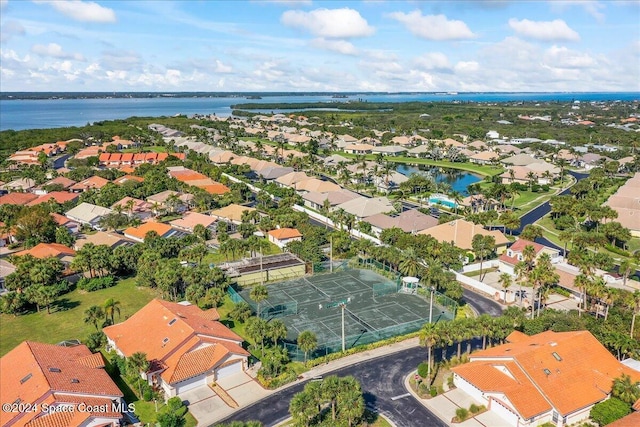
<box><xmin>429</xmin><ymin>286</ymin><xmax>435</xmax><ymax>324</ymax></box>
<box><xmin>340</xmin><ymin>302</ymin><xmax>346</xmax><ymax>352</ymax></box>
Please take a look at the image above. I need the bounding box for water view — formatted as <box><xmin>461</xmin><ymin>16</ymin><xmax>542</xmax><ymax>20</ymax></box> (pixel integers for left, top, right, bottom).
<box><xmin>396</xmin><ymin>164</ymin><xmax>482</xmax><ymax>196</ymax></box>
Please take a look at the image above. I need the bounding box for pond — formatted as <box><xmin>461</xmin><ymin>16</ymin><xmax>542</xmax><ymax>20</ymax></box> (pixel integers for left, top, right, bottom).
<box><xmin>396</xmin><ymin>164</ymin><xmax>482</xmax><ymax>196</ymax></box>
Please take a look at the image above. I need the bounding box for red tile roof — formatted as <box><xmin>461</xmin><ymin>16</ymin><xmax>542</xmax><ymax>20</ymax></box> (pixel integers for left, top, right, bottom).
<box><xmin>453</xmin><ymin>330</ymin><xmax>640</xmax><ymax>418</ymax></box>
<box><xmin>509</xmin><ymin>238</ymin><xmax>545</xmax><ymax>254</ymax></box>
<box><xmin>0</xmin><ymin>192</ymin><xmax>38</xmax><ymax>205</ymax></box>
<box><xmin>16</xmin><ymin>243</ymin><xmax>76</xmax><ymax>259</ymax></box>
<box><xmin>69</xmin><ymin>176</ymin><xmax>110</xmax><ymax>191</ymax></box>
<box><xmin>268</xmin><ymin>228</ymin><xmax>302</xmax><ymax>240</ymax></box>
<box><xmin>0</xmin><ymin>341</ymin><xmax>122</xmax><ymax>427</ymax></box>
<box><xmin>27</xmin><ymin>192</ymin><xmax>79</xmax><ymax>206</ymax></box>
<box><xmin>123</xmin><ymin>221</ymin><xmax>173</xmax><ymax>240</ymax></box>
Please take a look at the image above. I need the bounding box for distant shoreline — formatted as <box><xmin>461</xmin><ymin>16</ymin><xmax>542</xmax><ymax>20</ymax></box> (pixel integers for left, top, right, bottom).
<box><xmin>2</xmin><ymin>91</ymin><xmax>638</xmax><ymax>101</ymax></box>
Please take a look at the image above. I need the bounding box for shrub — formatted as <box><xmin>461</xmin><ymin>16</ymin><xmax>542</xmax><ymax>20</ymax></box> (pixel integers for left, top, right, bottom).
<box><xmin>417</xmin><ymin>362</ymin><xmax>429</xmax><ymax>378</ymax></box>
<box><xmin>469</xmin><ymin>403</ymin><xmax>481</xmax><ymax>414</ymax></box>
<box><xmin>142</xmin><ymin>389</ymin><xmax>153</xmax><ymax>402</ymax></box>
<box><xmin>590</xmin><ymin>397</ymin><xmax>631</xmax><ymax>426</ymax></box>
<box><xmin>77</xmin><ymin>276</ymin><xmax>116</xmax><ymax>292</ymax></box>
<box><xmin>447</xmin><ymin>375</ymin><xmax>455</xmax><ymax>389</ymax></box>
<box><xmin>455</xmin><ymin>408</ymin><xmax>469</xmax><ymax>422</ymax></box>
<box><xmin>429</xmin><ymin>386</ymin><xmax>437</xmax><ymax>397</ymax></box>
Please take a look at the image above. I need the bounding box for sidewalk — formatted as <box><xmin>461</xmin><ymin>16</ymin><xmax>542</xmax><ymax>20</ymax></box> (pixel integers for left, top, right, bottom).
<box><xmin>204</xmin><ymin>338</ymin><xmax>421</xmax><ymax>426</ymax></box>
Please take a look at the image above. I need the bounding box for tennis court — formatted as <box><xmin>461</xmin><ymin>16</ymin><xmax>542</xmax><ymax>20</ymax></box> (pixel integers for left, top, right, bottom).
<box><xmin>237</xmin><ymin>268</ymin><xmax>454</xmax><ymax>359</ymax></box>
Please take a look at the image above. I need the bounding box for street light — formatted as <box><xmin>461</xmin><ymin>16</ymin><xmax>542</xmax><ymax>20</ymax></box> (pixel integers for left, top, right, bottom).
<box><xmin>429</xmin><ymin>286</ymin><xmax>435</xmax><ymax>324</ymax></box>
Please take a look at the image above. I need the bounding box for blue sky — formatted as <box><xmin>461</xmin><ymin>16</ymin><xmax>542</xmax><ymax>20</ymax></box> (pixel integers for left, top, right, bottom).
<box><xmin>1</xmin><ymin>0</ymin><xmax>638</xmax><ymax>92</ymax></box>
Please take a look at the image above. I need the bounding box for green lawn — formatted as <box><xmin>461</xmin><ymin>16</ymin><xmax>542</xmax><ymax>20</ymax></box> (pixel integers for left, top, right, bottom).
<box><xmin>0</xmin><ymin>277</ymin><xmax>157</xmax><ymax>356</ymax></box>
<box><xmin>202</xmin><ymin>241</ymin><xmax>282</xmax><ymax>266</ymax></box>
<box><xmin>122</xmin><ymin>145</ymin><xmax>168</xmax><ymax>153</ymax></box>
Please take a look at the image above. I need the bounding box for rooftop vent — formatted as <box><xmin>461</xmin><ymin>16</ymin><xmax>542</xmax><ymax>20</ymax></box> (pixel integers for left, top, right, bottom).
<box><xmin>20</xmin><ymin>373</ymin><xmax>32</xmax><ymax>384</ymax></box>
<box><xmin>543</xmin><ymin>368</ymin><xmax>551</xmax><ymax>376</ymax></box>
<box><xmin>552</xmin><ymin>352</ymin><xmax>562</xmax><ymax>361</ymax></box>
<box><xmin>49</xmin><ymin>367</ymin><xmax>61</xmax><ymax>373</ymax></box>
<box><xmin>162</xmin><ymin>337</ymin><xmax>169</xmax><ymax>344</ymax></box>
<box><xmin>71</xmin><ymin>378</ymin><xmax>80</xmax><ymax>384</ymax></box>
<box><xmin>168</xmin><ymin>318</ymin><xmax>177</xmax><ymax>326</ymax></box>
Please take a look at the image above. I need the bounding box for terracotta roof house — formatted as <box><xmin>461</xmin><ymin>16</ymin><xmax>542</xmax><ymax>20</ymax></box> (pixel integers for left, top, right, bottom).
<box><xmin>335</xmin><ymin>197</ymin><xmax>394</xmax><ymax>220</ymax></box>
<box><xmin>255</xmin><ymin>166</ymin><xmax>295</xmax><ymax>181</ymax></box>
<box><xmin>607</xmin><ymin>412</ymin><xmax>640</xmax><ymax>427</ymax></box>
<box><xmin>363</xmin><ymin>209</ymin><xmax>438</xmax><ymax>237</ymax></box>
<box><xmin>123</xmin><ymin>221</ymin><xmax>176</xmax><ymax>243</ymax></box>
<box><xmin>26</xmin><ymin>191</ymin><xmax>79</xmax><ymax>207</ymax></box>
<box><xmin>443</xmin><ymin>138</ymin><xmax>466</xmax><ymax>148</ymax></box>
<box><xmin>65</xmin><ymin>203</ymin><xmax>113</xmax><ymax>230</ymax></box>
<box><xmin>33</xmin><ymin>176</ymin><xmax>76</xmax><ymax>195</ymax></box>
<box><xmin>104</xmin><ymin>299</ymin><xmax>249</xmax><ymax>397</ymax></box>
<box><xmin>51</xmin><ymin>213</ymin><xmax>80</xmax><ymax>234</ymax></box>
<box><xmin>69</xmin><ymin>176</ymin><xmax>110</xmax><ymax>192</ymax></box>
<box><xmin>0</xmin><ymin>341</ymin><xmax>124</xmax><ymax>427</ymax></box>
<box><xmin>0</xmin><ymin>192</ymin><xmax>38</xmax><ymax>205</ymax></box>
<box><xmin>294</xmin><ymin>178</ymin><xmax>342</xmax><ymax>193</ymax></box>
<box><xmin>267</xmin><ymin>228</ymin><xmax>303</xmax><ymax>248</ymax></box>
<box><xmin>170</xmin><ymin>212</ymin><xmax>217</xmax><ymax>233</ymax></box>
<box><xmin>15</xmin><ymin>243</ymin><xmax>76</xmax><ymax>266</ymax></box>
<box><xmin>498</xmin><ymin>239</ymin><xmax>562</xmax><ymax>275</ymax></box>
<box><xmin>371</xmin><ymin>146</ymin><xmax>408</xmax><ymax>156</ymax></box>
<box><xmin>501</xmin><ymin>154</ymin><xmax>544</xmax><ymax>167</ymax></box>
<box><xmin>275</xmin><ymin>171</ymin><xmax>312</xmax><ymax>188</ymax></box>
<box><xmin>209</xmin><ymin>150</ymin><xmax>237</xmax><ymax>164</ymax></box>
<box><xmin>418</xmin><ymin>219</ymin><xmax>509</xmax><ymax>253</ymax></box>
<box><xmin>302</xmin><ymin>189</ymin><xmax>360</xmax><ymax>211</ymax></box>
<box><xmin>452</xmin><ymin>330</ymin><xmax>640</xmax><ymax>427</ymax></box>
<box><xmin>604</xmin><ymin>173</ymin><xmax>640</xmax><ymax>237</ymax></box>
<box><xmin>146</xmin><ymin>191</ymin><xmax>194</xmax><ymax>214</ymax></box>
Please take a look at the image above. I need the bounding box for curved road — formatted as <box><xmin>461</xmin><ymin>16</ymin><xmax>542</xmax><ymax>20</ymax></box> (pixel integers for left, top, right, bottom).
<box><xmin>215</xmin><ymin>291</ymin><xmax>502</xmax><ymax>427</ymax></box>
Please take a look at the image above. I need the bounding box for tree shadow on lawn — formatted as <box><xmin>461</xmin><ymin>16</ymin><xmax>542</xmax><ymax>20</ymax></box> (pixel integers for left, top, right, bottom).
<box><xmin>53</xmin><ymin>298</ymin><xmax>81</xmax><ymax>312</ymax></box>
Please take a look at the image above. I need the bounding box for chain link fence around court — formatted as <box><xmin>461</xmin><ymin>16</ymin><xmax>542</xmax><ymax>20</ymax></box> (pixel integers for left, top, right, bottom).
<box><xmin>228</xmin><ymin>263</ymin><xmax>457</xmax><ymax>362</ymax></box>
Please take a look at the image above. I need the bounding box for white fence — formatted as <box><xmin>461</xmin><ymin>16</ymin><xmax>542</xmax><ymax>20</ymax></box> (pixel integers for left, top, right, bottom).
<box><xmin>460</xmin><ymin>260</ymin><xmax>499</xmax><ymax>273</ymax></box>
<box><xmin>453</xmin><ymin>270</ymin><xmax>500</xmax><ymax>298</ymax></box>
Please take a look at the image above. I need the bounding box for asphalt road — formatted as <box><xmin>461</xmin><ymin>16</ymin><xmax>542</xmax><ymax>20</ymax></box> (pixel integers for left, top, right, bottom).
<box><xmin>215</xmin><ymin>290</ymin><xmax>502</xmax><ymax>427</ymax></box>
<box><xmin>53</xmin><ymin>153</ymin><xmax>71</xmax><ymax>169</ymax></box>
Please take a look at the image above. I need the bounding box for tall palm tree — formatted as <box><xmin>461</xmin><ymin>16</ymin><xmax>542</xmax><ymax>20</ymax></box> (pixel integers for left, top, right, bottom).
<box><xmin>612</xmin><ymin>374</ymin><xmax>640</xmax><ymax>405</ymax></box>
<box><xmin>499</xmin><ymin>273</ymin><xmax>513</xmax><ymax>303</ymax></box>
<box><xmin>526</xmin><ymin>171</ymin><xmax>537</xmax><ymax>191</ymax></box>
<box><xmin>267</xmin><ymin>319</ymin><xmax>287</xmax><ymax>346</ymax></box>
<box><xmin>250</xmin><ymin>284</ymin><xmax>269</xmax><ymax>318</ymax></box>
<box><xmin>419</xmin><ymin>323</ymin><xmax>438</xmax><ymax>381</ymax></box>
<box><xmin>103</xmin><ymin>298</ymin><xmax>121</xmax><ymax>324</ymax></box>
<box><xmin>84</xmin><ymin>305</ymin><xmax>105</xmax><ymax>331</ymax></box>
<box><xmin>626</xmin><ymin>290</ymin><xmax>640</xmax><ymax>338</ymax></box>
<box><xmin>297</xmin><ymin>330</ymin><xmax>318</xmax><ymax>364</ymax></box>
<box><xmin>127</xmin><ymin>352</ymin><xmax>150</xmax><ymax>396</ymax></box>
<box><xmin>398</xmin><ymin>247</ymin><xmax>423</xmax><ymax>277</ymax></box>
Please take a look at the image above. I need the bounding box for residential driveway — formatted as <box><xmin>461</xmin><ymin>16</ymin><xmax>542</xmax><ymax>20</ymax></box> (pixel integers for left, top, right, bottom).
<box><xmin>217</xmin><ymin>372</ymin><xmax>270</xmax><ymax>407</ymax></box>
<box><xmin>181</xmin><ymin>386</ymin><xmax>228</xmax><ymax>425</ymax></box>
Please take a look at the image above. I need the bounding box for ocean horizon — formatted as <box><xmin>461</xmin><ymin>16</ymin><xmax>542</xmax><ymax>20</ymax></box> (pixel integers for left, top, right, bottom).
<box><xmin>1</xmin><ymin>91</ymin><xmax>638</xmax><ymax>131</ymax></box>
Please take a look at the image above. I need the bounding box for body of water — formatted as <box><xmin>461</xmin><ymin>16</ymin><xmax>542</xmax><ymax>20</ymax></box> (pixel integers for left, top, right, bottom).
<box><xmin>1</xmin><ymin>92</ymin><xmax>638</xmax><ymax>131</ymax></box>
<box><xmin>396</xmin><ymin>164</ymin><xmax>482</xmax><ymax>196</ymax></box>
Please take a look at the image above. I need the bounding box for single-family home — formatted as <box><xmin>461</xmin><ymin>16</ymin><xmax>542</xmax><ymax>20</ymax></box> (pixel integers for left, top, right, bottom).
<box><xmin>65</xmin><ymin>202</ymin><xmax>113</xmax><ymax>230</ymax></box>
<box><xmin>33</xmin><ymin>176</ymin><xmax>76</xmax><ymax>194</ymax></box>
<box><xmin>111</xmin><ymin>196</ymin><xmax>154</xmax><ymax>221</ymax></box>
<box><xmin>363</xmin><ymin>209</ymin><xmax>438</xmax><ymax>237</ymax></box>
<box><xmin>498</xmin><ymin>239</ymin><xmax>562</xmax><ymax>275</ymax></box>
<box><xmin>69</xmin><ymin>176</ymin><xmax>110</xmax><ymax>192</ymax></box>
<box><xmin>113</xmin><ymin>174</ymin><xmax>144</xmax><ymax>185</ymax></box>
<box><xmin>104</xmin><ymin>299</ymin><xmax>249</xmax><ymax>397</ymax></box>
<box><xmin>452</xmin><ymin>330</ymin><xmax>640</xmax><ymax>427</ymax></box>
<box><xmin>0</xmin><ymin>178</ymin><xmax>36</xmax><ymax>192</ymax></box>
<box><xmin>123</xmin><ymin>222</ymin><xmax>177</xmax><ymax>243</ymax></box>
<box><xmin>26</xmin><ymin>191</ymin><xmax>79</xmax><ymax>207</ymax></box>
<box><xmin>302</xmin><ymin>189</ymin><xmax>360</xmax><ymax>211</ymax></box>
<box><xmin>343</xmin><ymin>143</ymin><xmax>374</xmax><ymax>155</ymax></box>
<box><xmin>371</xmin><ymin>146</ymin><xmax>408</xmax><ymax>156</ymax></box>
<box><xmin>170</xmin><ymin>212</ymin><xmax>217</xmax><ymax>234</ymax></box>
<box><xmin>267</xmin><ymin>228</ymin><xmax>303</xmax><ymax>248</ymax></box>
<box><xmin>0</xmin><ymin>192</ymin><xmax>38</xmax><ymax>205</ymax></box>
<box><xmin>418</xmin><ymin>219</ymin><xmax>509</xmax><ymax>253</ymax></box>
<box><xmin>294</xmin><ymin>178</ymin><xmax>342</xmax><ymax>193</ymax></box>
<box><xmin>604</xmin><ymin>173</ymin><xmax>640</xmax><ymax>237</ymax></box>
<box><xmin>74</xmin><ymin>231</ymin><xmax>135</xmax><ymax>250</ymax></box>
<box><xmin>0</xmin><ymin>341</ymin><xmax>125</xmax><ymax>427</ymax></box>
<box><xmin>335</xmin><ymin>197</ymin><xmax>395</xmax><ymax>220</ymax></box>
<box><xmin>275</xmin><ymin>172</ymin><xmax>312</xmax><ymax>188</ymax></box>
<box><xmin>51</xmin><ymin>212</ymin><xmax>81</xmax><ymax>234</ymax></box>
<box><xmin>210</xmin><ymin>204</ymin><xmax>256</xmax><ymax>231</ymax></box>
<box><xmin>146</xmin><ymin>190</ymin><xmax>194</xmax><ymax>214</ymax></box>
<box><xmin>469</xmin><ymin>151</ymin><xmax>500</xmax><ymax>165</ymax></box>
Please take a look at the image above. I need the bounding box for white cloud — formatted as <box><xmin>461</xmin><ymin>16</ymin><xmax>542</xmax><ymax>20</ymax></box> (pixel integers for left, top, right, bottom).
<box><xmin>550</xmin><ymin>1</ymin><xmax>606</xmax><ymax>22</ymax></box>
<box><xmin>31</xmin><ymin>43</ymin><xmax>84</xmax><ymax>60</ymax></box>
<box><xmin>281</xmin><ymin>8</ymin><xmax>374</xmax><ymax>38</ymax></box>
<box><xmin>214</xmin><ymin>60</ymin><xmax>233</xmax><ymax>73</ymax></box>
<box><xmin>0</xmin><ymin>20</ymin><xmax>26</xmax><ymax>43</ymax></box>
<box><xmin>0</xmin><ymin>0</ymin><xmax>8</xmax><ymax>9</ymax></box>
<box><xmin>310</xmin><ymin>38</ymin><xmax>358</xmax><ymax>55</ymax></box>
<box><xmin>543</xmin><ymin>45</ymin><xmax>596</xmax><ymax>68</ymax></box>
<box><xmin>387</xmin><ymin>11</ymin><xmax>475</xmax><ymax>41</ymax></box>
<box><xmin>33</xmin><ymin>0</ymin><xmax>116</xmax><ymax>23</ymax></box>
<box><xmin>414</xmin><ymin>52</ymin><xmax>452</xmax><ymax>71</ymax></box>
<box><xmin>454</xmin><ymin>61</ymin><xmax>480</xmax><ymax>73</ymax></box>
<box><xmin>508</xmin><ymin>18</ymin><xmax>580</xmax><ymax>41</ymax></box>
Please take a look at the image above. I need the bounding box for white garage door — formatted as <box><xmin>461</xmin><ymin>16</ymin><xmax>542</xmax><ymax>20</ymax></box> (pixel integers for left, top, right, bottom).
<box><xmin>175</xmin><ymin>375</ymin><xmax>207</xmax><ymax>394</ymax></box>
<box><xmin>491</xmin><ymin>398</ymin><xmax>519</xmax><ymax>427</ymax></box>
<box><xmin>216</xmin><ymin>361</ymin><xmax>242</xmax><ymax>380</ymax></box>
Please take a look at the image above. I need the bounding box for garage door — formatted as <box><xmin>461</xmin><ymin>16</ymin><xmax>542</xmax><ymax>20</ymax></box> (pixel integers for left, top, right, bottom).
<box><xmin>175</xmin><ymin>375</ymin><xmax>207</xmax><ymax>394</ymax></box>
<box><xmin>216</xmin><ymin>361</ymin><xmax>242</xmax><ymax>380</ymax></box>
<box><xmin>491</xmin><ymin>398</ymin><xmax>519</xmax><ymax>427</ymax></box>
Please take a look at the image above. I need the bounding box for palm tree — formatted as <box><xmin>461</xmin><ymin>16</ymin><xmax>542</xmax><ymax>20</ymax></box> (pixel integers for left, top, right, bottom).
<box><xmin>268</xmin><ymin>319</ymin><xmax>287</xmax><ymax>346</ymax></box>
<box><xmin>626</xmin><ymin>290</ymin><xmax>640</xmax><ymax>338</ymax></box>
<box><xmin>84</xmin><ymin>305</ymin><xmax>105</xmax><ymax>331</ymax></box>
<box><xmin>526</xmin><ymin>171</ymin><xmax>537</xmax><ymax>191</ymax></box>
<box><xmin>419</xmin><ymin>323</ymin><xmax>438</xmax><ymax>381</ymax></box>
<box><xmin>250</xmin><ymin>284</ymin><xmax>269</xmax><ymax>318</ymax></box>
<box><xmin>103</xmin><ymin>298</ymin><xmax>121</xmax><ymax>324</ymax></box>
<box><xmin>499</xmin><ymin>273</ymin><xmax>513</xmax><ymax>303</ymax></box>
<box><xmin>336</xmin><ymin>378</ymin><xmax>365</xmax><ymax>427</ymax></box>
<box><xmin>398</xmin><ymin>247</ymin><xmax>423</xmax><ymax>277</ymax></box>
<box><xmin>127</xmin><ymin>352</ymin><xmax>150</xmax><ymax>397</ymax></box>
<box><xmin>612</xmin><ymin>374</ymin><xmax>640</xmax><ymax>405</ymax></box>
<box><xmin>297</xmin><ymin>330</ymin><xmax>318</xmax><ymax>364</ymax></box>
<box><xmin>289</xmin><ymin>390</ymin><xmax>317</xmax><ymax>427</ymax></box>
